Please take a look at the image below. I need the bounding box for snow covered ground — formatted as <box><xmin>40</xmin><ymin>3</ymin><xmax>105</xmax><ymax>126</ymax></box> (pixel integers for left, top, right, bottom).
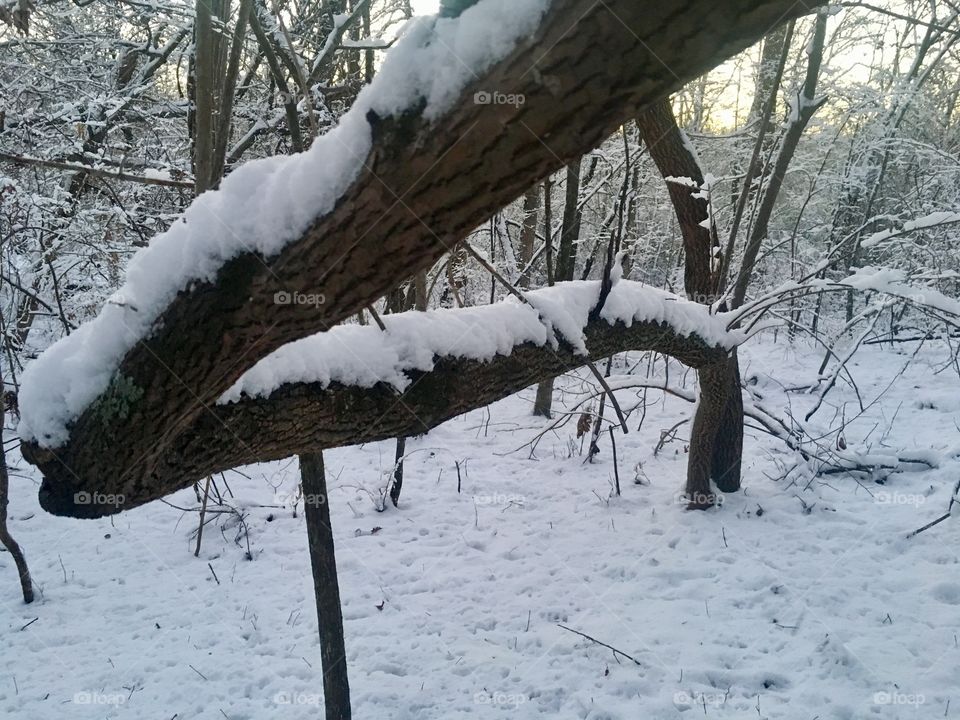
<box><xmin>3</xmin><ymin>336</ymin><xmax>960</xmax><ymax>719</ymax></box>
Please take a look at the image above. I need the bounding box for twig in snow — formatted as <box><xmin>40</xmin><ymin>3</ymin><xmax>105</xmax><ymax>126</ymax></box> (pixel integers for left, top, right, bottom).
<box><xmin>19</xmin><ymin>617</ymin><xmax>37</xmax><ymax>631</ymax></box>
<box><xmin>195</xmin><ymin>476</ymin><xmax>212</xmax><ymax>557</ymax></box>
<box><xmin>906</xmin><ymin>512</ymin><xmax>951</xmax><ymax>539</ymax></box>
<box><xmin>907</xmin><ymin>477</ymin><xmax>960</xmax><ymax>538</ymax></box>
<box><xmin>557</xmin><ymin>623</ymin><xmax>642</xmax><ymax>665</ymax></box>
<box><xmin>608</xmin><ymin>427</ymin><xmax>621</xmax><ymax>496</ymax></box>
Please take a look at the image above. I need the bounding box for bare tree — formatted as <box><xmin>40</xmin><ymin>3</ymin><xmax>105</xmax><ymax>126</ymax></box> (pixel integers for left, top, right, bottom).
<box><xmin>0</xmin><ymin>371</ymin><xmax>33</xmax><ymax>603</ymax></box>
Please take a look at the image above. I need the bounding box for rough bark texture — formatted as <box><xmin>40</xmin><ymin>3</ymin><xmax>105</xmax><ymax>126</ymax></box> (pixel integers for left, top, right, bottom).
<box><xmin>300</xmin><ymin>451</ymin><xmax>351</xmax><ymax>720</ymax></box>
<box><xmin>532</xmin><ymin>379</ymin><xmax>554</xmax><ymax>419</ymax></box>
<box><xmin>556</xmin><ymin>159</ymin><xmax>583</xmax><ymax>283</ymax></box>
<box><xmin>711</xmin><ymin>350</ymin><xmax>744</xmax><ymax>494</ymax></box>
<box><xmin>636</xmin><ymin>101</ymin><xmax>720</xmax><ymax>303</ymax></box>
<box><xmin>637</xmin><ymin>99</ymin><xmax>742</xmax><ymax>501</ymax></box>
<box><xmin>23</xmin><ymin>0</ymin><xmax>822</xmax><ymax>516</ymax></box>
<box><xmin>40</xmin><ymin>308</ymin><xmax>730</xmax><ymax>516</ymax></box>
<box><xmin>518</xmin><ymin>186</ymin><xmax>539</xmax><ymax>289</ymax></box>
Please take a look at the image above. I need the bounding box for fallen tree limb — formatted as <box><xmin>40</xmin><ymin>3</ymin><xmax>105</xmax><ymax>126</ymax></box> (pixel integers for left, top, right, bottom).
<box><xmin>37</xmin><ymin>281</ymin><xmax>735</xmax><ymax>516</ymax></box>
<box><xmin>20</xmin><ymin>0</ymin><xmax>821</xmax><ymax>516</ymax></box>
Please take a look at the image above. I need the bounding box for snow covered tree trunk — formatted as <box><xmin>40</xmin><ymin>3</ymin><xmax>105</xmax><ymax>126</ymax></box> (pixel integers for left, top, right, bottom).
<box><xmin>299</xmin><ymin>451</ymin><xmax>351</xmax><ymax>720</ymax></box>
<box><xmin>20</xmin><ymin>0</ymin><xmax>821</xmax><ymax>516</ymax></box>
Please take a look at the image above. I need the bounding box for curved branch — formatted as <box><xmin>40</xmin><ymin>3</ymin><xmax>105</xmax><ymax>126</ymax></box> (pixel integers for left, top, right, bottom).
<box><xmin>39</xmin><ymin>287</ymin><xmax>733</xmax><ymax>516</ymax></box>
<box><xmin>22</xmin><ymin>0</ymin><xmax>819</xmax><ymax>516</ymax></box>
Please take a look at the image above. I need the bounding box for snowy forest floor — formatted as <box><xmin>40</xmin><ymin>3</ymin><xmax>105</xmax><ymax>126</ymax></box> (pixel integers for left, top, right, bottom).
<box><xmin>3</xmin><ymin>336</ymin><xmax>960</xmax><ymax>719</ymax></box>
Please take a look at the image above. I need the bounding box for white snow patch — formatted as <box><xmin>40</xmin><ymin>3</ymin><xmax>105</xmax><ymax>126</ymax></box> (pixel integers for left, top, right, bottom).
<box><xmin>221</xmin><ymin>281</ymin><xmax>739</xmax><ymax>403</ymax></box>
<box><xmin>6</xmin><ymin>339</ymin><xmax>960</xmax><ymax>720</ymax></box>
<box><xmin>840</xmin><ymin>266</ymin><xmax>960</xmax><ymax>317</ymax></box>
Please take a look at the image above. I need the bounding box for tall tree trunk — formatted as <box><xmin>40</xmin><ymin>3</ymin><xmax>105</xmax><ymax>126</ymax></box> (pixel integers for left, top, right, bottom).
<box><xmin>193</xmin><ymin>0</ymin><xmax>249</xmax><ymax>192</ymax></box>
<box><xmin>518</xmin><ymin>186</ymin><xmax>539</xmax><ymax>289</ymax></box>
<box><xmin>637</xmin><ymin>99</ymin><xmax>742</xmax><ymax>501</ymax></box>
<box><xmin>0</xmin><ymin>375</ymin><xmax>33</xmax><ymax>603</ymax></box>
<box><xmin>299</xmin><ymin>451</ymin><xmax>351</xmax><ymax>720</ymax></box>
<box><xmin>533</xmin><ymin>180</ymin><xmax>553</xmax><ymax>417</ymax></box>
<box><xmin>535</xmin><ymin>160</ymin><xmax>582</xmax><ymax>418</ymax></box>
<box><xmin>556</xmin><ymin>159</ymin><xmax>582</xmax><ymax>283</ymax></box>
<box><xmin>389</xmin><ymin>272</ymin><xmax>428</xmax><ymax>507</ymax></box>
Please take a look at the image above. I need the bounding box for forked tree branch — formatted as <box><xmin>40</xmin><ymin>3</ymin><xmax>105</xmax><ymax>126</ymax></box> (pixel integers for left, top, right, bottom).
<box><xmin>21</xmin><ymin>0</ymin><xmax>822</xmax><ymax>516</ymax></box>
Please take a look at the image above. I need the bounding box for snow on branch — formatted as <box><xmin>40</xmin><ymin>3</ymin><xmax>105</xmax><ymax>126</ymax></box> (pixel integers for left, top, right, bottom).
<box><xmin>17</xmin><ymin>0</ymin><xmax>550</xmax><ymax>447</ymax></box>
<box><xmin>16</xmin><ymin>0</ymin><xmax>822</xmax><ymax>517</ymax></box>
<box><xmin>860</xmin><ymin>210</ymin><xmax>960</xmax><ymax>249</ymax></box>
<box><xmin>730</xmin><ymin>266</ymin><xmax>960</xmax><ymax>332</ymax></box>
<box><xmin>220</xmin><ymin>280</ymin><xmax>741</xmax><ymax>404</ymax></box>
<box><xmin>36</xmin><ymin>281</ymin><xmax>737</xmax><ymax>517</ymax></box>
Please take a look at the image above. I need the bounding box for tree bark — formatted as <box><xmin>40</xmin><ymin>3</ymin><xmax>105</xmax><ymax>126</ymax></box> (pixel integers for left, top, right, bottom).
<box><xmin>22</xmin><ymin>0</ymin><xmax>821</xmax><ymax>515</ymax></box>
<box><xmin>536</xmin><ymin>158</ymin><xmax>584</xmax><ymax>416</ymax></box>
<box><xmin>299</xmin><ymin>451</ymin><xmax>351</xmax><ymax>720</ymax></box>
<box><xmin>518</xmin><ymin>187</ymin><xmax>539</xmax><ymax>289</ymax></box>
<box><xmin>636</xmin><ymin>101</ymin><xmax>719</xmax><ymax>302</ymax></box>
<box><xmin>556</xmin><ymin>159</ymin><xmax>582</xmax><ymax>283</ymax></box>
<box><xmin>38</xmin><ymin>291</ymin><xmax>732</xmax><ymax>516</ymax></box>
<box><xmin>533</xmin><ymin>180</ymin><xmax>554</xmax><ymax>418</ymax></box>
<box><xmin>0</xmin><ymin>373</ymin><xmax>34</xmax><ymax>602</ymax></box>
<box><xmin>637</xmin><ymin>99</ymin><xmax>742</xmax><ymax>500</ymax></box>
<box><xmin>532</xmin><ymin>379</ymin><xmax>553</xmax><ymax>419</ymax></box>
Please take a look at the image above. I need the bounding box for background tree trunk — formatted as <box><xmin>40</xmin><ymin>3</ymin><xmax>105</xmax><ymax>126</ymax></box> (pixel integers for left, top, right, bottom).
<box><xmin>534</xmin><ymin>159</ymin><xmax>583</xmax><ymax>418</ymax></box>
<box><xmin>518</xmin><ymin>186</ymin><xmax>539</xmax><ymax>289</ymax></box>
<box><xmin>0</xmin><ymin>374</ymin><xmax>34</xmax><ymax>603</ymax></box>
<box><xmin>556</xmin><ymin>159</ymin><xmax>582</xmax><ymax>283</ymax></box>
<box><xmin>299</xmin><ymin>451</ymin><xmax>351</xmax><ymax>720</ymax></box>
<box><xmin>637</xmin><ymin>99</ymin><xmax>742</xmax><ymax>500</ymax></box>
